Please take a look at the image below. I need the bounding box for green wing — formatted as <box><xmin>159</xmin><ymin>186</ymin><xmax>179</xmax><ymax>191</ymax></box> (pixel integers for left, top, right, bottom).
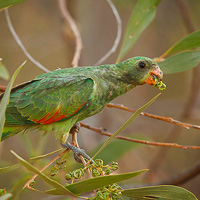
<box><xmin>4</xmin><ymin>73</ymin><xmax>94</xmax><ymax>126</ymax></box>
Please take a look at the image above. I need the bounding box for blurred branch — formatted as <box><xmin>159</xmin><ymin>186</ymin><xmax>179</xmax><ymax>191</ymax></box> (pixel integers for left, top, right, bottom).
<box><xmin>80</xmin><ymin>122</ymin><xmax>200</xmax><ymax>150</ymax></box>
<box><xmin>157</xmin><ymin>160</ymin><xmax>200</xmax><ymax>186</ymax></box>
<box><xmin>107</xmin><ymin>103</ymin><xmax>200</xmax><ymax>130</ymax></box>
<box><xmin>0</xmin><ymin>85</ymin><xmax>7</xmax><ymax>92</ymax></box>
<box><xmin>145</xmin><ymin>0</ymin><xmax>200</xmax><ymax>182</ymax></box>
<box><xmin>94</xmin><ymin>0</ymin><xmax>122</xmax><ymax>66</ymax></box>
<box><xmin>176</xmin><ymin>0</ymin><xmax>199</xmax><ymax>118</ymax></box>
<box><xmin>24</xmin><ymin>149</ymin><xmax>69</xmax><ymax>189</ymax></box>
<box><xmin>58</xmin><ymin>0</ymin><xmax>82</xmax><ymax>68</ymax></box>
<box><xmin>4</xmin><ymin>9</ymin><xmax>50</xmax><ymax>73</ymax></box>
<box><xmin>176</xmin><ymin>0</ymin><xmax>195</xmax><ymax>33</ymax></box>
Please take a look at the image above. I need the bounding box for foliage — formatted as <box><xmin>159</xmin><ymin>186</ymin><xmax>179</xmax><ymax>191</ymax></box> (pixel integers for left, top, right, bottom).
<box><xmin>0</xmin><ymin>61</ymin><xmax>25</xmax><ymax>141</ymax></box>
<box><xmin>0</xmin><ymin>0</ymin><xmax>200</xmax><ymax>199</ymax></box>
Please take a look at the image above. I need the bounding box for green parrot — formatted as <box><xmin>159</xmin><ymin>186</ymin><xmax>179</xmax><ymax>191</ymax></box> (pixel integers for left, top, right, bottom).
<box><xmin>0</xmin><ymin>56</ymin><xmax>165</xmax><ymax>162</ymax></box>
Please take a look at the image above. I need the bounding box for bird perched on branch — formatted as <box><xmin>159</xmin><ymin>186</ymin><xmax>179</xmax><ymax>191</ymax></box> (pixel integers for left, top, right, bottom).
<box><xmin>0</xmin><ymin>56</ymin><xmax>165</xmax><ymax>162</ymax></box>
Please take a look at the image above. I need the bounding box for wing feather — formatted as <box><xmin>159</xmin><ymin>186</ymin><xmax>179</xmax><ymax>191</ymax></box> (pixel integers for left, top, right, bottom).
<box><xmin>4</xmin><ymin>73</ymin><xmax>94</xmax><ymax>126</ymax></box>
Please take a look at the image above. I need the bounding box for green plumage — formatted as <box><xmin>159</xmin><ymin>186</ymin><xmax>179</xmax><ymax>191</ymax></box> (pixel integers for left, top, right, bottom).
<box><xmin>0</xmin><ymin>56</ymin><xmax>163</xmax><ymax>144</ymax></box>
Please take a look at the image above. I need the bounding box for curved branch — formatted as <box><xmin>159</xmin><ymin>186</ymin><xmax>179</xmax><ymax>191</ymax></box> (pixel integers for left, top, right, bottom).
<box><xmin>58</xmin><ymin>0</ymin><xmax>82</xmax><ymax>68</ymax></box>
<box><xmin>4</xmin><ymin>9</ymin><xmax>50</xmax><ymax>73</ymax></box>
<box><xmin>107</xmin><ymin>103</ymin><xmax>200</xmax><ymax>130</ymax></box>
<box><xmin>94</xmin><ymin>0</ymin><xmax>122</xmax><ymax>65</ymax></box>
<box><xmin>156</xmin><ymin>160</ymin><xmax>200</xmax><ymax>186</ymax></box>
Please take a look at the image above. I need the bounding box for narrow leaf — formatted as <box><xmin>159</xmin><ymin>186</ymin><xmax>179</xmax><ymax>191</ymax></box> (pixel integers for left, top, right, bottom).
<box><xmin>46</xmin><ymin>169</ymin><xmax>147</xmax><ymax>195</ymax></box>
<box><xmin>0</xmin><ymin>148</ymin><xmax>63</xmax><ymax>173</ymax></box>
<box><xmin>159</xmin><ymin>50</ymin><xmax>200</xmax><ymax>74</ymax></box>
<box><xmin>9</xmin><ymin>176</ymin><xmax>31</xmax><ymax>200</ymax></box>
<box><xmin>162</xmin><ymin>30</ymin><xmax>200</xmax><ymax>57</ymax></box>
<box><xmin>92</xmin><ymin>93</ymin><xmax>160</xmax><ymax>160</ymax></box>
<box><xmin>0</xmin><ymin>163</ymin><xmax>21</xmax><ymax>173</ymax></box>
<box><xmin>0</xmin><ymin>61</ymin><xmax>26</xmax><ymax>142</ymax></box>
<box><xmin>0</xmin><ymin>0</ymin><xmax>25</xmax><ymax>9</ymax></box>
<box><xmin>122</xmin><ymin>185</ymin><xmax>198</xmax><ymax>200</ymax></box>
<box><xmin>0</xmin><ymin>194</ymin><xmax>12</xmax><ymax>200</ymax></box>
<box><xmin>10</xmin><ymin>150</ymin><xmax>75</xmax><ymax>196</ymax></box>
<box><xmin>0</xmin><ymin>59</ymin><xmax>10</xmax><ymax>80</ymax></box>
<box><xmin>117</xmin><ymin>0</ymin><xmax>160</xmax><ymax>62</ymax></box>
<box><xmin>90</xmin><ymin>135</ymin><xmax>150</xmax><ymax>164</ymax></box>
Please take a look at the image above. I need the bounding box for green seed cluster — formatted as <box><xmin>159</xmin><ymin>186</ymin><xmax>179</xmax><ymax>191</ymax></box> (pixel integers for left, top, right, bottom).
<box><xmin>29</xmin><ymin>181</ymin><xmax>36</xmax><ymax>188</ymax></box>
<box><xmin>154</xmin><ymin>78</ymin><xmax>166</xmax><ymax>91</ymax></box>
<box><xmin>49</xmin><ymin>159</ymin><xmax>67</xmax><ymax>177</ymax></box>
<box><xmin>65</xmin><ymin>159</ymin><xmax>121</xmax><ymax>199</ymax></box>
<box><xmin>65</xmin><ymin>159</ymin><xmax>119</xmax><ymax>180</ymax></box>
<box><xmin>89</xmin><ymin>184</ymin><xmax>122</xmax><ymax>200</ymax></box>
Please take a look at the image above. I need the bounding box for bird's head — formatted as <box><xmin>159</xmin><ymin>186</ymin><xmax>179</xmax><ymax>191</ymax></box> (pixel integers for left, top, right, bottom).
<box><xmin>118</xmin><ymin>56</ymin><xmax>166</xmax><ymax>90</ymax></box>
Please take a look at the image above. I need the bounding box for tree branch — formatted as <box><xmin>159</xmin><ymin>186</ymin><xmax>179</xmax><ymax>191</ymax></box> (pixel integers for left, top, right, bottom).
<box><xmin>94</xmin><ymin>0</ymin><xmax>122</xmax><ymax>66</ymax></box>
<box><xmin>80</xmin><ymin>122</ymin><xmax>200</xmax><ymax>150</ymax></box>
<box><xmin>58</xmin><ymin>0</ymin><xmax>82</xmax><ymax>68</ymax></box>
<box><xmin>4</xmin><ymin>9</ymin><xmax>50</xmax><ymax>73</ymax></box>
<box><xmin>156</xmin><ymin>160</ymin><xmax>200</xmax><ymax>186</ymax></box>
<box><xmin>107</xmin><ymin>103</ymin><xmax>200</xmax><ymax>130</ymax></box>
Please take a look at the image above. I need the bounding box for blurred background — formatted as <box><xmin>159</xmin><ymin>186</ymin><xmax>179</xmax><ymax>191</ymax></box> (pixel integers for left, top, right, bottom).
<box><xmin>0</xmin><ymin>0</ymin><xmax>200</xmax><ymax>199</ymax></box>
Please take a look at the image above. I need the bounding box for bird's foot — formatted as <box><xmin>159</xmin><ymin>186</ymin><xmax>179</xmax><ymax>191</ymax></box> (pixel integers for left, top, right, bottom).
<box><xmin>62</xmin><ymin>141</ymin><xmax>93</xmax><ymax>164</ymax></box>
<box><xmin>69</xmin><ymin>122</ymin><xmax>81</xmax><ymax>135</ymax></box>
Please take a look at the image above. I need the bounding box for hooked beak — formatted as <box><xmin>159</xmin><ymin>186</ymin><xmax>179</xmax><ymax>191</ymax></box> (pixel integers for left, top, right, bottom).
<box><xmin>145</xmin><ymin>66</ymin><xmax>166</xmax><ymax>90</ymax></box>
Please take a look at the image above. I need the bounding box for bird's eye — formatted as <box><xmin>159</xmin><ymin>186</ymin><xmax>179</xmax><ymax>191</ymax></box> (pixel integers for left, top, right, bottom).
<box><xmin>138</xmin><ymin>61</ymin><xmax>146</xmax><ymax>69</ymax></box>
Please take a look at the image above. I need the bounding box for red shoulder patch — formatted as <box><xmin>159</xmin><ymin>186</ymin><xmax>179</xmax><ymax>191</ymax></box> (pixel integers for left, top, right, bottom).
<box><xmin>32</xmin><ymin>101</ymin><xmax>87</xmax><ymax>125</ymax></box>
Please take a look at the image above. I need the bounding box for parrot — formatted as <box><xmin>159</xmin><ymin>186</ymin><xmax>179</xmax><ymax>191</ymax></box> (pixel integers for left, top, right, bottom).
<box><xmin>0</xmin><ymin>56</ymin><xmax>165</xmax><ymax>162</ymax></box>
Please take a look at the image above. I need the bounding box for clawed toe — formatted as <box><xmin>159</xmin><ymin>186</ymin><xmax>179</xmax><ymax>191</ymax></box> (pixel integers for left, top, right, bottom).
<box><xmin>61</xmin><ymin>141</ymin><xmax>93</xmax><ymax>163</ymax></box>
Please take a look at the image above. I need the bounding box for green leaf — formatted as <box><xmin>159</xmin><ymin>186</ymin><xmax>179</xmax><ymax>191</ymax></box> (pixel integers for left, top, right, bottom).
<box><xmin>0</xmin><ymin>148</ymin><xmax>63</xmax><ymax>173</ymax></box>
<box><xmin>162</xmin><ymin>30</ymin><xmax>200</xmax><ymax>57</ymax></box>
<box><xmin>0</xmin><ymin>59</ymin><xmax>10</xmax><ymax>81</ymax></box>
<box><xmin>122</xmin><ymin>185</ymin><xmax>198</xmax><ymax>200</ymax></box>
<box><xmin>0</xmin><ymin>0</ymin><xmax>25</xmax><ymax>9</ymax></box>
<box><xmin>0</xmin><ymin>163</ymin><xmax>21</xmax><ymax>173</ymax></box>
<box><xmin>0</xmin><ymin>61</ymin><xmax>26</xmax><ymax>142</ymax></box>
<box><xmin>0</xmin><ymin>194</ymin><xmax>12</xmax><ymax>200</ymax></box>
<box><xmin>10</xmin><ymin>150</ymin><xmax>75</xmax><ymax>197</ymax></box>
<box><xmin>92</xmin><ymin>93</ymin><xmax>161</xmax><ymax>160</ymax></box>
<box><xmin>46</xmin><ymin>169</ymin><xmax>147</xmax><ymax>195</ymax></box>
<box><xmin>159</xmin><ymin>50</ymin><xmax>200</xmax><ymax>74</ymax></box>
<box><xmin>90</xmin><ymin>135</ymin><xmax>150</xmax><ymax>164</ymax></box>
<box><xmin>9</xmin><ymin>176</ymin><xmax>31</xmax><ymax>200</ymax></box>
<box><xmin>117</xmin><ymin>0</ymin><xmax>160</xmax><ymax>62</ymax></box>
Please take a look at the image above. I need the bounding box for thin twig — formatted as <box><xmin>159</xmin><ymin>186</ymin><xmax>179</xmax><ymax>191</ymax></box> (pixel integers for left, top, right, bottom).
<box><xmin>0</xmin><ymin>85</ymin><xmax>7</xmax><ymax>92</ymax></box>
<box><xmin>94</xmin><ymin>0</ymin><xmax>122</xmax><ymax>66</ymax></box>
<box><xmin>80</xmin><ymin>123</ymin><xmax>200</xmax><ymax>150</ymax></box>
<box><xmin>157</xmin><ymin>160</ymin><xmax>200</xmax><ymax>186</ymax></box>
<box><xmin>4</xmin><ymin>9</ymin><xmax>50</xmax><ymax>73</ymax></box>
<box><xmin>23</xmin><ymin>149</ymin><xmax>69</xmax><ymax>189</ymax></box>
<box><xmin>58</xmin><ymin>0</ymin><xmax>82</xmax><ymax>68</ymax></box>
<box><xmin>107</xmin><ymin>103</ymin><xmax>200</xmax><ymax>130</ymax></box>
<box><xmin>70</xmin><ymin>125</ymin><xmax>92</xmax><ymax>178</ymax></box>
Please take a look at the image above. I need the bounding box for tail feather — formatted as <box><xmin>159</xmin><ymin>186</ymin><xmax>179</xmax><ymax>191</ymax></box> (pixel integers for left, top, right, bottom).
<box><xmin>1</xmin><ymin>126</ymin><xmax>25</xmax><ymax>141</ymax></box>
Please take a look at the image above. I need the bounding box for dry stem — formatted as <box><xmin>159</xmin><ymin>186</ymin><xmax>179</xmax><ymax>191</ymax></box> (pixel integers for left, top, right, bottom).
<box><xmin>80</xmin><ymin>123</ymin><xmax>200</xmax><ymax>150</ymax></box>
<box><xmin>94</xmin><ymin>0</ymin><xmax>122</xmax><ymax>66</ymax></box>
<box><xmin>58</xmin><ymin>0</ymin><xmax>82</xmax><ymax>68</ymax></box>
<box><xmin>4</xmin><ymin>9</ymin><xmax>50</xmax><ymax>72</ymax></box>
<box><xmin>23</xmin><ymin>149</ymin><xmax>69</xmax><ymax>189</ymax></box>
<box><xmin>107</xmin><ymin>103</ymin><xmax>200</xmax><ymax>130</ymax></box>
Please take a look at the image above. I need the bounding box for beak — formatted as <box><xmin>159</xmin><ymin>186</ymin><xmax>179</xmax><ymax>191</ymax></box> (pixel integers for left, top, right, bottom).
<box><xmin>145</xmin><ymin>66</ymin><xmax>163</xmax><ymax>86</ymax></box>
<box><xmin>145</xmin><ymin>66</ymin><xmax>166</xmax><ymax>90</ymax></box>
